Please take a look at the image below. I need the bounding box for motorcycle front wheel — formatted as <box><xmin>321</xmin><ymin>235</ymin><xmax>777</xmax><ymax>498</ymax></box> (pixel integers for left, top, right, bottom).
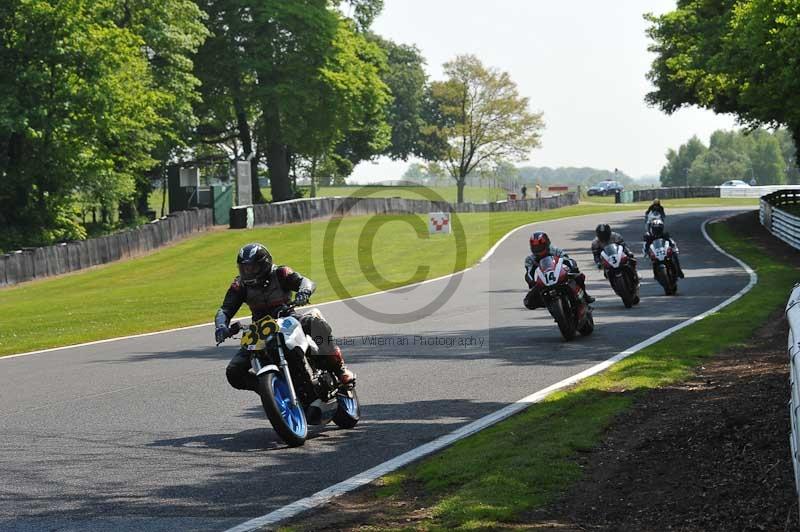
<box><xmin>578</xmin><ymin>311</ymin><xmax>595</xmax><ymax>336</ymax></box>
<box><xmin>333</xmin><ymin>388</ymin><xmax>361</xmax><ymax>429</ymax></box>
<box><xmin>258</xmin><ymin>372</ymin><xmax>308</xmax><ymax>447</ymax></box>
<box><xmin>549</xmin><ymin>297</ymin><xmax>577</xmax><ymax>341</ymax></box>
<box><xmin>613</xmin><ymin>273</ymin><xmax>634</xmax><ymax>308</ymax></box>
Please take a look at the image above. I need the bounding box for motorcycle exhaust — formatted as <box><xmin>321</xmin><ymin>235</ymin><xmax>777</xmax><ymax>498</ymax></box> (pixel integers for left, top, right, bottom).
<box><xmin>306</xmin><ymin>398</ymin><xmax>338</xmax><ymax>425</ymax></box>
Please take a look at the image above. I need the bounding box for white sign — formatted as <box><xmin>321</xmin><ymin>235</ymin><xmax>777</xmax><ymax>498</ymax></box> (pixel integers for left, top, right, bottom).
<box><xmin>428</xmin><ymin>212</ymin><xmax>451</xmax><ymax>234</ymax></box>
<box><xmin>179</xmin><ymin>167</ymin><xmax>200</xmax><ymax>188</ymax></box>
<box><xmin>236</xmin><ymin>160</ymin><xmax>252</xmax><ymax>206</ymax></box>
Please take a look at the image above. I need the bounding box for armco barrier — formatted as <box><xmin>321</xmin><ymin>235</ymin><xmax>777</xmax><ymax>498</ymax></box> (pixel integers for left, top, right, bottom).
<box><xmin>232</xmin><ymin>193</ymin><xmax>579</xmax><ymax>229</ymax></box>
<box><xmin>786</xmin><ymin>284</ymin><xmax>800</xmax><ymax>510</ymax></box>
<box><xmin>760</xmin><ymin>189</ymin><xmax>800</xmax><ymax>251</ymax></box>
<box><xmin>0</xmin><ymin>208</ymin><xmax>214</xmax><ymax>287</ymax></box>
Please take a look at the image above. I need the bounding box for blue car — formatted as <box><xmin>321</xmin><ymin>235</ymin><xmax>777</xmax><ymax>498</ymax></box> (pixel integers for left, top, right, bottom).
<box><xmin>587</xmin><ymin>180</ymin><xmax>624</xmax><ymax>196</ymax></box>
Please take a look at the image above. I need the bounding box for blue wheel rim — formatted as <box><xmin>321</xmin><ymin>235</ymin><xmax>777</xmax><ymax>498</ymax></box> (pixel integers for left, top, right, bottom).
<box><xmin>337</xmin><ymin>393</ymin><xmax>359</xmax><ymax>418</ymax></box>
<box><xmin>272</xmin><ymin>377</ymin><xmax>306</xmax><ymax>436</ymax></box>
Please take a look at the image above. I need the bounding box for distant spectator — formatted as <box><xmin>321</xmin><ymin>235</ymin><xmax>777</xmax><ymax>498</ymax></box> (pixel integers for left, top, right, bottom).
<box><xmin>521</xmin><ymin>185</ymin><xmax>527</xmax><ymax>199</ymax></box>
<box><xmin>749</xmin><ymin>177</ymin><xmax>757</xmax><ymax>186</ymax></box>
<box><xmin>535</xmin><ymin>183</ymin><xmax>542</xmax><ymax>199</ymax></box>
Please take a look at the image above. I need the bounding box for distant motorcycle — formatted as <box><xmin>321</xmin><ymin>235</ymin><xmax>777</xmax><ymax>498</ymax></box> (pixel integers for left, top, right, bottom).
<box><xmin>599</xmin><ymin>243</ymin><xmax>640</xmax><ymax>308</ymax></box>
<box><xmin>646</xmin><ymin>239</ymin><xmax>680</xmax><ymax>295</ymax></box>
<box><xmin>532</xmin><ymin>255</ymin><xmax>594</xmax><ymax>341</ymax></box>
<box><xmin>219</xmin><ymin>301</ymin><xmax>360</xmax><ymax>447</ymax></box>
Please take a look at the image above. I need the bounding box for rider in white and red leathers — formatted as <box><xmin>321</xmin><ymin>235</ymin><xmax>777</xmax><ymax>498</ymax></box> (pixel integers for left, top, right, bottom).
<box><xmin>523</xmin><ymin>231</ymin><xmax>595</xmax><ymax>309</ymax></box>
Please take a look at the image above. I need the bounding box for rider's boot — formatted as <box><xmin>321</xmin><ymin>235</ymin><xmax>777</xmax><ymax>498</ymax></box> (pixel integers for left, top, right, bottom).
<box><xmin>523</xmin><ymin>289</ymin><xmax>540</xmax><ymax>309</ymax></box>
<box><xmin>576</xmin><ymin>273</ymin><xmax>595</xmax><ymax>303</ymax></box>
<box><xmin>674</xmin><ymin>255</ymin><xmax>686</xmax><ymax>278</ymax></box>
<box><xmin>330</xmin><ymin>346</ymin><xmax>355</xmax><ymax>385</ymax></box>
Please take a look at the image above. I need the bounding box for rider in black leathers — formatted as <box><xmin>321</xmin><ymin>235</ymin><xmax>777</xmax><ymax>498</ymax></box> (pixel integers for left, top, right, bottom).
<box><xmin>590</xmin><ymin>223</ymin><xmax>640</xmax><ymax>283</ymax></box>
<box><xmin>645</xmin><ymin>198</ymin><xmax>666</xmax><ymax>220</ymax></box>
<box><xmin>214</xmin><ymin>243</ymin><xmax>354</xmax><ymax>393</ymax></box>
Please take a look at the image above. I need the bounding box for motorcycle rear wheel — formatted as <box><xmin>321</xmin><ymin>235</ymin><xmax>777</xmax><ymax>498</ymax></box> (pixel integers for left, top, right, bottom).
<box><xmin>258</xmin><ymin>372</ymin><xmax>308</xmax><ymax>447</ymax></box>
<box><xmin>333</xmin><ymin>388</ymin><xmax>361</xmax><ymax>429</ymax></box>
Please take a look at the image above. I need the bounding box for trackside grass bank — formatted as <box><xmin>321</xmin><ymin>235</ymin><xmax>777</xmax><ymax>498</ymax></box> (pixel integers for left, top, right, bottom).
<box><xmin>0</xmin><ymin>203</ymin><xmax>645</xmax><ymax>357</ymax></box>
<box><xmin>282</xmin><ymin>215</ymin><xmax>796</xmax><ymax>531</ymax></box>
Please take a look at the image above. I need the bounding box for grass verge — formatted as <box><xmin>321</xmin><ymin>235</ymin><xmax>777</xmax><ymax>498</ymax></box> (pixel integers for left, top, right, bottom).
<box><xmin>331</xmin><ymin>215</ymin><xmax>796</xmax><ymax>530</ymax></box>
<box><xmin>0</xmin><ymin>203</ymin><xmax>647</xmax><ymax>357</ymax></box>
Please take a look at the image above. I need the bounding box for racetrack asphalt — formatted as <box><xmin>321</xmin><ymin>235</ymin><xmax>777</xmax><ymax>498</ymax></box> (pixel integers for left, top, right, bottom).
<box><xmin>0</xmin><ymin>208</ymin><xmax>752</xmax><ymax>531</ymax></box>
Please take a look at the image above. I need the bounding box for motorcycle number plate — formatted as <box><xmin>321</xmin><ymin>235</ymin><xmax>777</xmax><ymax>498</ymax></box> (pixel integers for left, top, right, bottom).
<box><xmin>544</xmin><ymin>270</ymin><xmax>557</xmax><ymax>285</ymax></box>
<box><xmin>240</xmin><ymin>315</ymin><xmax>279</xmax><ymax>351</ymax></box>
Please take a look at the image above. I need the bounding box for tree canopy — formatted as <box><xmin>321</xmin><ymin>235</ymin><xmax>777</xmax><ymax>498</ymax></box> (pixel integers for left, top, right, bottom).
<box><xmin>659</xmin><ymin>128</ymin><xmax>795</xmax><ymax>186</ymax></box>
<box><xmin>646</xmin><ymin>0</ymin><xmax>800</xmax><ymax>155</ymax></box>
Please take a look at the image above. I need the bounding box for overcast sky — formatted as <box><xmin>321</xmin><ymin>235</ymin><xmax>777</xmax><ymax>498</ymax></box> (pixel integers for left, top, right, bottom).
<box><xmin>349</xmin><ymin>0</ymin><xmax>738</xmax><ymax>182</ymax></box>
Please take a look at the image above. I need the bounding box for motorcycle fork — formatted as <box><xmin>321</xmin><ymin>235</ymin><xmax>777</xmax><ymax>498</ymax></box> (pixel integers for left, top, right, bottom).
<box><xmin>277</xmin><ymin>341</ymin><xmax>300</xmax><ymax>408</ymax></box>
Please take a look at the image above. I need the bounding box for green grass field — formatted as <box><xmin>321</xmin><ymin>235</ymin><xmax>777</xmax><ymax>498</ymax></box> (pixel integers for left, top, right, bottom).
<box><xmin>0</xmin><ymin>203</ymin><xmax>650</xmax><ymax>356</ymax></box>
<box><xmin>356</xmin><ymin>217</ymin><xmax>795</xmax><ymax>530</ymax></box>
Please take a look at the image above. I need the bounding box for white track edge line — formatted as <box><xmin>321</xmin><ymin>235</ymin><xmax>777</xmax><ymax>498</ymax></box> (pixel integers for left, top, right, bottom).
<box><xmin>222</xmin><ymin>216</ymin><xmax>757</xmax><ymax>532</ymax></box>
<box><xmin>3</xmin><ymin>210</ymin><xmax>623</xmax><ymax>360</ymax></box>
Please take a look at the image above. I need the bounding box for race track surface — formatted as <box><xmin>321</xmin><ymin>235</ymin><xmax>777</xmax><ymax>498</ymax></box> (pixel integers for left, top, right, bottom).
<box><xmin>0</xmin><ymin>208</ymin><xmax>752</xmax><ymax>531</ymax></box>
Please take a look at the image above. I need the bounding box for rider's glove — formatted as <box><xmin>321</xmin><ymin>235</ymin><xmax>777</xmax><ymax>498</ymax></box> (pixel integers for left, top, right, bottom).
<box><xmin>215</xmin><ymin>325</ymin><xmax>229</xmax><ymax>344</ymax></box>
<box><xmin>294</xmin><ymin>290</ymin><xmax>311</xmax><ymax>306</ymax></box>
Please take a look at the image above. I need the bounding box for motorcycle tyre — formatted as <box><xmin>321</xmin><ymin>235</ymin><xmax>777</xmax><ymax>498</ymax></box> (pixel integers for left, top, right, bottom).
<box><xmin>259</xmin><ymin>372</ymin><xmax>308</xmax><ymax>447</ymax></box>
<box><xmin>333</xmin><ymin>388</ymin><xmax>361</xmax><ymax>429</ymax></box>
<box><xmin>579</xmin><ymin>311</ymin><xmax>595</xmax><ymax>336</ymax></box>
<box><xmin>550</xmin><ymin>297</ymin><xmax>577</xmax><ymax>341</ymax></box>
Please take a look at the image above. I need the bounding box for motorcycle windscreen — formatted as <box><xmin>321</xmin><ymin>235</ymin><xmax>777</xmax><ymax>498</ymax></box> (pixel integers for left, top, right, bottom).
<box><xmin>602</xmin><ymin>244</ymin><xmax>621</xmax><ymax>267</ymax></box>
<box><xmin>651</xmin><ymin>239</ymin><xmax>668</xmax><ymax>259</ymax></box>
<box><xmin>538</xmin><ymin>255</ymin><xmax>557</xmax><ymax>272</ymax></box>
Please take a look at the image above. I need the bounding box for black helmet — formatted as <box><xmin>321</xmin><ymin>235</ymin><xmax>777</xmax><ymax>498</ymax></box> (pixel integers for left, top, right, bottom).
<box><xmin>595</xmin><ymin>223</ymin><xmax>611</xmax><ymax>242</ymax></box>
<box><xmin>237</xmin><ymin>243</ymin><xmax>273</xmax><ymax>286</ymax></box>
<box><xmin>650</xmin><ymin>219</ymin><xmax>665</xmax><ymax>238</ymax></box>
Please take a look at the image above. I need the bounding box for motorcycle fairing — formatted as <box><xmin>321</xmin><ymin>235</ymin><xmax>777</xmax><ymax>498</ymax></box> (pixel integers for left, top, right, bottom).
<box><xmin>279</xmin><ymin>316</ymin><xmax>310</xmax><ymax>353</ymax></box>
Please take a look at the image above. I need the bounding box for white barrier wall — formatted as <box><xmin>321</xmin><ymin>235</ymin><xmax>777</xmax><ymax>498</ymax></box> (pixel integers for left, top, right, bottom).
<box><xmin>721</xmin><ymin>185</ymin><xmax>800</xmax><ymax>198</ymax></box>
<box><xmin>786</xmin><ymin>284</ymin><xmax>800</xmax><ymax>510</ymax></box>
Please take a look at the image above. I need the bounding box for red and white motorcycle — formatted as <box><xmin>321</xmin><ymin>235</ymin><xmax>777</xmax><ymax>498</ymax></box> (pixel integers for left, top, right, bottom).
<box><xmin>646</xmin><ymin>238</ymin><xmax>680</xmax><ymax>295</ymax></box>
<box><xmin>599</xmin><ymin>243</ymin><xmax>640</xmax><ymax>308</ymax></box>
<box><xmin>532</xmin><ymin>255</ymin><xmax>594</xmax><ymax>341</ymax></box>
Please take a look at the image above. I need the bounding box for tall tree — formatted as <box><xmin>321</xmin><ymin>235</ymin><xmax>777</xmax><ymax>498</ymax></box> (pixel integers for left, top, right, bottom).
<box><xmin>0</xmin><ymin>0</ymin><xmax>164</xmax><ymax>249</ymax></box>
<box><xmin>111</xmin><ymin>0</ymin><xmax>207</xmax><ymax>220</ymax></box>
<box><xmin>424</xmin><ymin>55</ymin><xmax>544</xmax><ymax>203</ymax></box>
<box><xmin>194</xmin><ymin>0</ymin><xmax>390</xmax><ymax>202</ymax></box>
<box><xmin>368</xmin><ymin>35</ymin><xmax>429</xmax><ymax>160</ymax></box>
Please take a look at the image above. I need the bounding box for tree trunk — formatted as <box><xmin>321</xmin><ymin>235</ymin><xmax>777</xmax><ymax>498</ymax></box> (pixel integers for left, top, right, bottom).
<box><xmin>456</xmin><ymin>175</ymin><xmax>466</xmax><ymax>204</ymax></box>
<box><xmin>267</xmin><ymin>140</ymin><xmax>291</xmax><ymax>201</ymax></box>
<box><xmin>262</xmin><ymin>98</ymin><xmax>291</xmax><ymax>202</ymax></box>
<box><xmin>310</xmin><ymin>156</ymin><xmax>318</xmax><ymax>198</ymax></box>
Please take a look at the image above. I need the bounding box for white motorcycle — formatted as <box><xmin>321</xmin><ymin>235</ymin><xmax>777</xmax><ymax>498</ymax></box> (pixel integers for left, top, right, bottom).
<box><xmin>219</xmin><ymin>301</ymin><xmax>360</xmax><ymax>447</ymax></box>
